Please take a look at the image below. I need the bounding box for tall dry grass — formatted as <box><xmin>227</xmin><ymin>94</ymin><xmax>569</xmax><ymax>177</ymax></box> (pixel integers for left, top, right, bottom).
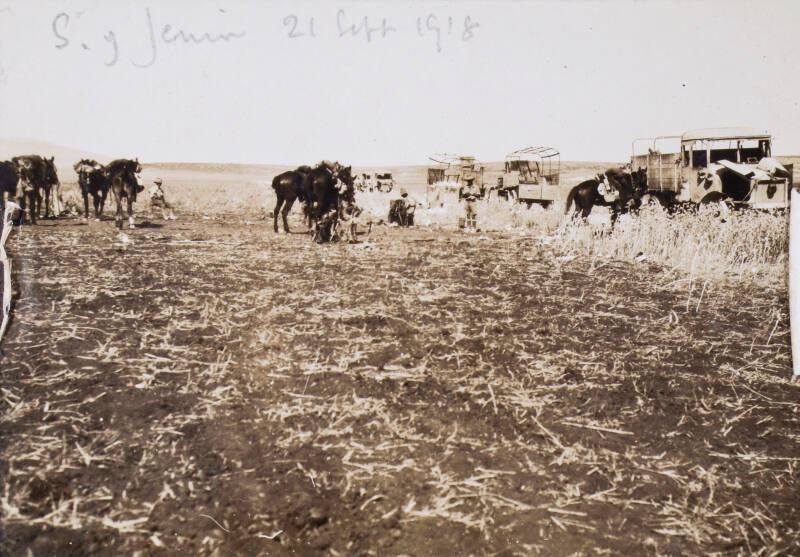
<box><xmin>555</xmin><ymin>204</ymin><xmax>788</xmax><ymax>281</ymax></box>
<box><xmin>397</xmin><ymin>194</ymin><xmax>788</xmax><ymax>281</ymax></box>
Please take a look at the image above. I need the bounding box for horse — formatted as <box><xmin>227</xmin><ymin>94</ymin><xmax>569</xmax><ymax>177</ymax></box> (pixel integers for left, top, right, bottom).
<box><xmin>11</xmin><ymin>155</ymin><xmax>59</xmax><ymax>224</ymax></box>
<box><xmin>565</xmin><ymin>168</ymin><xmax>646</xmax><ymax>225</ymax></box>
<box><xmin>107</xmin><ymin>158</ymin><xmax>142</xmax><ymax>229</ymax></box>
<box><xmin>74</xmin><ymin>159</ymin><xmax>110</xmax><ymax>220</ymax></box>
<box><xmin>271</xmin><ymin>165</ymin><xmax>313</xmax><ymax>233</ymax></box>
<box><xmin>603</xmin><ymin>167</ymin><xmax>642</xmax><ymax>223</ymax></box>
<box><xmin>303</xmin><ymin>162</ymin><xmax>355</xmax><ymax>243</ymax></box>
<box><xmin>564</xmin><ymin>174</ymin><xmax>609</xmax><ymax>220</ymax></box>
<box><xmin>0</xmin><ymin>161</ymin><xmax>18</xmax><ymax>215</ymax></box>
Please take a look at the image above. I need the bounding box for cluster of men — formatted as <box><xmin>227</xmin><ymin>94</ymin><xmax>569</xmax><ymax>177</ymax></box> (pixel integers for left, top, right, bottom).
<box><xmin>387</xmin><ymin>177</ymin><xmax>482</xmax><ymax>232</ymax></box>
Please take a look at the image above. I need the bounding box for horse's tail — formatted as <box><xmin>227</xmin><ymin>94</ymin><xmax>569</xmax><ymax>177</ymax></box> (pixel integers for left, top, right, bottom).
<box><xmin>564</xmin><ymin>186</ymin><xmax>576</xmax><ymax>215</ymax></box>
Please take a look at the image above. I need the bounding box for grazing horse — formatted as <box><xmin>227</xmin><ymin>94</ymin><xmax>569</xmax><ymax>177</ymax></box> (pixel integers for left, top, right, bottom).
<box><xmin>0</xmin><ymin>161</ymin><xmax>18</xmax><ymax>215</ymax></box>
<box><xmin>11</xmin><ymin>155</ymin><xmax>60</xmax><ymax>224</ymax></box>
<box><xmin>107</xmin><ymin>158</ymin><xmax>143</xmax><ymax>229</ymax></box>
<box><xmin>271</xmin><ymin>165</ymin><xmax>313</xmax><ymax>233</ymax></box>
<box><xmin>74</xmin><ymin>159</ymin><xmax>110</xmax><ymax>220</ymax></box>
<box><xmin>303</xmin><ymin>162</ymin><xmax>355</xmax><ymax>242</ymax></box>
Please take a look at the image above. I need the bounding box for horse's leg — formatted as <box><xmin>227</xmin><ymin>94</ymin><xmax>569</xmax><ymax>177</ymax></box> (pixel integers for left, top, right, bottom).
<box><xmin>282</xmin><ymin>198</ymin><xmax>295</xmax><ymax>233</ymax></box>
<box><xmin>45</xmin><ymin>186</ymin><xmax>52</xmax><ymax>218</ymax></box>
<box><xmin>273</xmin><ymin>195</ymin><xmax>283</xmax><ymax>233</ymax></box>
<box><xmin>28</xmin><ymin>190</ymin><xmax>37</xmax><ymax>225</ymax></box>
<box><xmin>114</xmin><ymin>191</ymin><xmax>123</xmax><ymax>229</ymax></box>
<box><xmin>127</xmin><ymin>195</ymin><xmax>135</xmax><ymax>229</ymax></box>
<box><xmin>14</xmin><ymin>191</ymin><xmax>21</xmax><ymax>219</ymax></box>
<box><xmin>609</xmin><ymin>203</ymin><xmax>620</xmax><ymax>228</ymax></box>
<box><xmin>82</xmin><ymin>188</ymin><xmax>90</xmax><ymax>219</ymax></box>
<box><xmin>32</xmin><ymin>189</ymin><xmax>41</xmax><ymax>221</ymax></box>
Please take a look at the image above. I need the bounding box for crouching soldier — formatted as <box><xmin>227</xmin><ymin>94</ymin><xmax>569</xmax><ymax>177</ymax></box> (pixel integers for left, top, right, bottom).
<box><xmin>149</xmin><ymin>178</ymin><xmax>176</xmax><ymax>220</ymax></box>
<box><xmin>459</xmin><ymin>177</ymin><xmax>480</xmax><ymax>231</ymax></box>
<box><xmin>340</xmin><ymin>200</ymin><xmax>370</xmax><ymax>242</ymax></box>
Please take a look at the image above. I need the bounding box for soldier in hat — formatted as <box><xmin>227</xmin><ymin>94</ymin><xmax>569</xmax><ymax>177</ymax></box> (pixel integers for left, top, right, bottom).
<box><xmin>388</xmin><ymin>187</ymin><xmax>416</xmax><ymax>227</ymax></box>
<box><xmin>399</xmin><ymin>188</ymin><xmax>416</xmax><ymax>226</ymax></box>
<box><xmin>460</xmin><ymin>177</ymin><xmax>481</xmax><ymax>231</ymax></box>
<box><xmin>148</xmin><ymin>178</ymin><xmax>176</xmax><ymax>220</ymax></box>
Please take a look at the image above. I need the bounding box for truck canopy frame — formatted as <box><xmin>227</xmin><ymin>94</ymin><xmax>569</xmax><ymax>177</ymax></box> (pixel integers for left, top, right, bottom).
<box><xmin>503</xmin><ymin>146</ymin><xmax>561</xmax><ymax>185</ymax></box>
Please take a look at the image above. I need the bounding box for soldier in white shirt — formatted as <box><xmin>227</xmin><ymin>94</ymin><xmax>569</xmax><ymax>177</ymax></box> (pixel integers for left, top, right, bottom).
<box><xmin>460</xmin><ymin>177</ymin><xmax>481</xmax><ymax>231</ymax></box>
<box><xmin>149</xmin><ymin>178</ymin><xmax>176</xmax><ymax>220</ymax></box>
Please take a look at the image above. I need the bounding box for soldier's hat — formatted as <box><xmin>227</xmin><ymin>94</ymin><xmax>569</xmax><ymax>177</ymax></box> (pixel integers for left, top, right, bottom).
<box><xmin>464</xmin><ymin>177</ymin><xmax>475</xmax><ymax>183</ymax></box>
<box><xmin>154</xmin><ymin>178</ymin><xmax>163</xmax><ymax>185</ymax></box>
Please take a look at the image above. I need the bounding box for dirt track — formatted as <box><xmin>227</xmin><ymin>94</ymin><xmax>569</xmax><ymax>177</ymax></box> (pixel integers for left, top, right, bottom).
<box><xmin>1</xmin><ymin>216</ymin><xmax>798</xmax><ymax>556</ymax></box>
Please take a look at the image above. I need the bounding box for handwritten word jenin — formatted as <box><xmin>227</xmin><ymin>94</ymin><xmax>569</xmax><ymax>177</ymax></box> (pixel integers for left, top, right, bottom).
<box><xmin>51</xmin><ymin>7</ymin><xmax>246</xmax><ymax>68</ymax></box>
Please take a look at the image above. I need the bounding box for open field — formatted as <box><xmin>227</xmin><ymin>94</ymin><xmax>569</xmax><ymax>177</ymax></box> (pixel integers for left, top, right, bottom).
<box><xmin>0</xmin><ymin>200</ymin><xmax>798</xmax><ymax>556</ymax></box>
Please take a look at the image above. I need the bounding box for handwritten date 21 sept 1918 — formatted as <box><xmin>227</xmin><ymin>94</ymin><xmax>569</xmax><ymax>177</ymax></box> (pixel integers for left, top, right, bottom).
<box><xmin>51</xmin><ymin>8</ymin><xmax>480</xmax><ymax>67</ymax></box>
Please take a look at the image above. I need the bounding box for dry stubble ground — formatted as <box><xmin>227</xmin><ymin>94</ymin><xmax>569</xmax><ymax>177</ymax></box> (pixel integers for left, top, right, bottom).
<box><xmin>0</xmin><ymin>212</ymin><xmax>798</xmax><ymax>556</ymax></box>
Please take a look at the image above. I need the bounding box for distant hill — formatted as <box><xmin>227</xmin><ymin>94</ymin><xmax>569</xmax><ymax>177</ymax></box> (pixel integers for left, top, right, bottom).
<box><xmin>0</xmin><ymin>137</ymin><xmax>111</xmax><ymax>168</ymax></box>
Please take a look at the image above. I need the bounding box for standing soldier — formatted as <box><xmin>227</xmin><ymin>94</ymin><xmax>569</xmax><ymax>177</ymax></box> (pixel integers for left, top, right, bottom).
<box><xmin>460</xmin><ymin>177</ymin><xmax>481</xmax><ymax>232</ymax></box>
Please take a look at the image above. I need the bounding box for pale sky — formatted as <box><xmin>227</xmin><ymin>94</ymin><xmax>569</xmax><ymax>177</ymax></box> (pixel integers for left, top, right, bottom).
<box><xmin>1</xmin><ymin>0</ymin><xmax>799</xmax><ymax>165</ymax></box>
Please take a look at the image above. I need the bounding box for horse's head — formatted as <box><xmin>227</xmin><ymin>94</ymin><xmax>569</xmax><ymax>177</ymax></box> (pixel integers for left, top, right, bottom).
<box><xmin>334</xmin><ymin>165</ymin><xmax>356</xmax><ymax>202</ymax></box>
<box><xmin>296</xmin><ymin>165</ymin><xmax>313</xmax><ymax>175</ymax></box>
<box><xmin>609</xmin><ymin>168</ymin><xmax>646</xmax><ymax>206</ymax></box>
<box><xmin>632</xmin><ymin>167</ymin><xmax>648</xmax><ymax>194</ymax></box>
<box><xmin>44</xmin><ymin>156</ymin><xmax>60</xmax><ymax>187</ymax></box>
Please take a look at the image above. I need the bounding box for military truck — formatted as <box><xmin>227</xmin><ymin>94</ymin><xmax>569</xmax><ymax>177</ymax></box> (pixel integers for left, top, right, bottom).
<box><xmin>631</xmin><ymin>128</ymin><xmax>792</xmax><ymax>209</ymax></box>
<box><xmin>426</xmin><ymin>154</ymin><xmax>485</xmax><ymax>208</ymax></box>
<box><xmin>497</xmin><ymin>146</ymin><xmax>561</xmax><ymax>206</ymax></box>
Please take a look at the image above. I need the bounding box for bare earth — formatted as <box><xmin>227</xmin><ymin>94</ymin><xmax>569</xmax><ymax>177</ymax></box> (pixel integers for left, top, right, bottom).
<box><xmin>1</xmin><ymin>213</ymin><xmax>797</xmax><ymax>556</ymax></box>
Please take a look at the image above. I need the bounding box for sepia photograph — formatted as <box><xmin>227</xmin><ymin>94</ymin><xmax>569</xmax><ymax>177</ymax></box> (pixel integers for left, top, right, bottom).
<box><xmin>0</xmin><ymin>1</ymin><xmax>799</xmax><ymax>555</ymax></box>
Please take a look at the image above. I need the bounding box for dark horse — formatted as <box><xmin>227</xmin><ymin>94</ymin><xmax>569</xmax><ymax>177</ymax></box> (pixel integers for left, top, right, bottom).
<box><xmin>303</xmin><ymin>162</ymin><xmax>355</xmax><ymax>243</ymax></box>
<box><xmin>11</xmin><ymin>155</ymin><xmax>60</xmax><ymax>224</ymax></box>
<box><xmin>74</xmin><ymin>159</ymin><xmax>111</xmax><ymax>220</ymax></box>
<box><xmin>107</xmin><ymin>159</ymin><xmax>143</xmax><ymax>229</ymax></box>
<box><xmin>271</xmin><ymin>165</ymin><xmax>313</xmax><ymax>233</ymax></box>
<box><xmin>565</xmin><ymin>167</ymin><xmax>647</xmax><ymax>224</ymax></box>
<box><xmin>0</xmin><ymin>161</ymin><xmax>19</xmax><ymax>215</ymax></box>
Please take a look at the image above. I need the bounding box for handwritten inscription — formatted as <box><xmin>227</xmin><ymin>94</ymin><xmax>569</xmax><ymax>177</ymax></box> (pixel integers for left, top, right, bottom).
<box><xmin>51</xmin><ymin>8</ymin><xmax>247</xmax><ymax>67</ymax></box>
<box><xmin>282</xmin><ymin>10</ymin><xmax>479</xmax><ymax>52</ymax></box>
<box><xmin>51</xmin><ymin>7</ymin><xmax>480</xmax><ymax>67</ymax></box>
